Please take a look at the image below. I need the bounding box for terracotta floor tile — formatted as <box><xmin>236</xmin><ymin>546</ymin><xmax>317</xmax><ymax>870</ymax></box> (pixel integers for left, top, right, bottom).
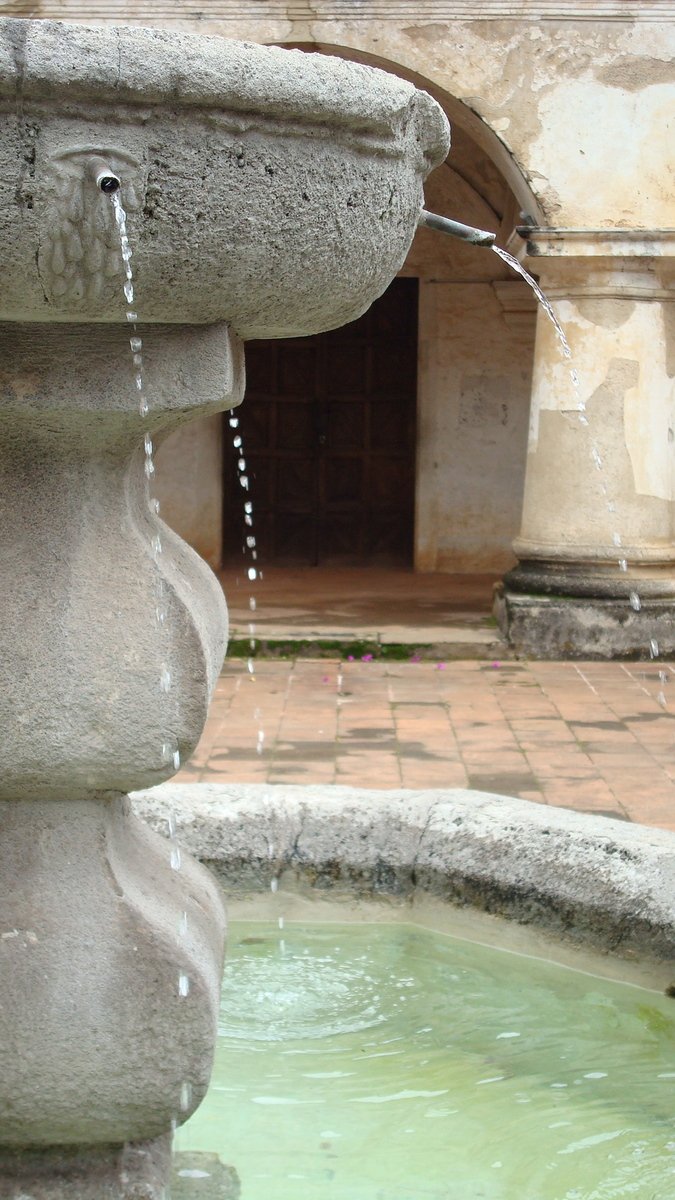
<box><xmin>172</xmin><ymin>657</ymin><xmax>675</xmax><ymax>831</ymax></box>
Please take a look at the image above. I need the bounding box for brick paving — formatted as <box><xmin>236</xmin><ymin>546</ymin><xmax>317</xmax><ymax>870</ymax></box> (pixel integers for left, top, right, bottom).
<box><xmin>176</xmin><ymin>657</ymin><xmax>675</xmax><ymax>832</ymax></box>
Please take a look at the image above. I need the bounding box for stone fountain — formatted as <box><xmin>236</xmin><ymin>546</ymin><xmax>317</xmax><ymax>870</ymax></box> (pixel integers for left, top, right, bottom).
<box><xmin>0</xmin><ymin>17</ymin><xmax>448</xmax><ymax>1199</ymax></box>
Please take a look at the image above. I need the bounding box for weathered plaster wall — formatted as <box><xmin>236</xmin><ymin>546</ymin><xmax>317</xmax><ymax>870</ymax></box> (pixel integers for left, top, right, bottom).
<box><xmin>404</xmin><ymin>151</ymin><xmax>535</xmax><ymax>572</ymax></box>
<box><xmin>416</xmin><ymin>280</ymin><xmax>534</xmax><ymax>572</ymax></box>
<box><xmin>17</xmin><ymin>2</ymin><xmax>674</xmax><ymax>229</ymax></box>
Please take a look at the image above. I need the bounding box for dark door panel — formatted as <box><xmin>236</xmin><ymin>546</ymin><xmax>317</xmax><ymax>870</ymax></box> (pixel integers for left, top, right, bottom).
<box><xmin>223</xmin><ymin>277</ymin><xmax>418</xmax><ymax>567</ymax></box>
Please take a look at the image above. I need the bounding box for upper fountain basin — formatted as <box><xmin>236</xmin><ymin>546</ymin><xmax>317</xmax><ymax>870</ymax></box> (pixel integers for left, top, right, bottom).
<box><xmin>0</xmin><ymin>19</ymin><xmax>449</xmax><ymax>337</ymax></box>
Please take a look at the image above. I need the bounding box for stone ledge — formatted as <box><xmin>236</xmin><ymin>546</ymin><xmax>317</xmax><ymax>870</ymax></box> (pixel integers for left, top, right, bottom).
<box><xmin>495</xmin><ymin>585</ymin><xmax>675</xmax><ymax>659</ymax></box>
<box><xmin>131</xmin><ymin>782</ymin><xmax>675</xmax><ymax>968</ymax></box>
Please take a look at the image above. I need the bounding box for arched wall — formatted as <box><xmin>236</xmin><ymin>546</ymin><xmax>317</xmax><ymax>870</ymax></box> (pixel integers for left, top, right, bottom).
<box><xmin>22</xmin><ymin>3</ymin><xmax>674</xmax><ymax>228</ymax></box>
<box><xmin>154</xmin><ymin>41</ymin><xmax>541</xmax><ymax>574</ymax></box>
<box><xmin>280</xmin><ymin>27</ymin><xmax>674</xmax><ymax>230</ymax></box>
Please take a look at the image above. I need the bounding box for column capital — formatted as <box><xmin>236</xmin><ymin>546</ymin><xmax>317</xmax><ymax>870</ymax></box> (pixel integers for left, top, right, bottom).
<box><xmin>505</xmin><ymin>227</ymin><xmax>675</xmax><ymax>298</ymax></box>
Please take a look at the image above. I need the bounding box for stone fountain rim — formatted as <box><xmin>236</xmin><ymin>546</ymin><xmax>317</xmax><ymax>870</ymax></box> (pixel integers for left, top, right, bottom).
<box><xmin>131</xmin><ymin>782</ymin><xmax>675</xmax><ymax>967</ymax></box>
<box><xmin>0</xmin><ymin>17</ymin><xmax>449</xmax><ymax>162</ymax></box>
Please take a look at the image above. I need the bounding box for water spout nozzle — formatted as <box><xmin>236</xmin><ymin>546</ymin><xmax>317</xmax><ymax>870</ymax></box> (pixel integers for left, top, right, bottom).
<box><xmin>418</xmin><ymin>209</ymin><xmax>496</xmax><ymax>248</ymax></box>
<box><xmin>88</xmin><ymin>156</ymin><xmax>121</xmax><ymax>194</ymax></box>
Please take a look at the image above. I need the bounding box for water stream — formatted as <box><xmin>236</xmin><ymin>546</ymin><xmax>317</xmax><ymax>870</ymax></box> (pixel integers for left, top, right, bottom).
<box><xmin>110</xmin><ymin>189</ymin><xmax>193</xmax><ymax>1118</ymax></box>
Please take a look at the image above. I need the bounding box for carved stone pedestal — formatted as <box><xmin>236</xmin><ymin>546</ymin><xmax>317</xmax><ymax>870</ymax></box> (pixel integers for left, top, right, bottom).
<box><xmin>0</xmin><ymin>323</ymin><xmax>238</xmax><ymax>1196</ymax></box>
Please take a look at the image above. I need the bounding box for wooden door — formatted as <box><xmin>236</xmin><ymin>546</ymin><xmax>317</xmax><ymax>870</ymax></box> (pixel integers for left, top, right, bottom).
<box><xmin>223</xmin><ymin>277</ymin><xmax>418</xmax><ymax>566</ymax></box>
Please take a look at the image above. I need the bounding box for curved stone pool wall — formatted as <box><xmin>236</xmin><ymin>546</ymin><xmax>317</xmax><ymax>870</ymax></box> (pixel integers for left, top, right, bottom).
<box><xmin>132</xmin><ymin>783</ymin><xmax>675</xmax><ymax>970</ymax></box>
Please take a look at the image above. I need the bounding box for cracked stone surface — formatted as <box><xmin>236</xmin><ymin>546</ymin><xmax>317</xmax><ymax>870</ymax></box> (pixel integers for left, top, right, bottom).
<box><xmin>132</xmin><ymin>782</ymin><xmax>675</xmax><ymax>964</ymax></box>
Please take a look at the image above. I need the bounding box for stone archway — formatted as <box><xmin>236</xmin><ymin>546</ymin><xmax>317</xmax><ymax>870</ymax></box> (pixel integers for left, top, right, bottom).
<box><xmin>157</xmin><ymin>45</ymin><xmax>547</xmax><ymax>586</ymax></box>
<box><xmin>215</xmin><ymin>49</ymin><xmax>544</xmax><ymax>579</ymax></box>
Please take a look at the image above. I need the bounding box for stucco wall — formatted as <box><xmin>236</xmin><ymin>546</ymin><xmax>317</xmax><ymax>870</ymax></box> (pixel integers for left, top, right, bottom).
<box><xmin>416</xmin><ymin>280</ymin><xmax>534</xmax><ymax>572</ymax></box>
<box><xmin>16</xmin><ymin>2</ymin><xmax>674</xmax><ymax>229</ymax></box>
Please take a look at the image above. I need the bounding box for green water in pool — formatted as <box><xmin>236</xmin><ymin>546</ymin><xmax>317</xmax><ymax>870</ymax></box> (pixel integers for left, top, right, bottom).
<box><xmin>175</xmin><ymin>920</ymin><xmax>675</xmax><ymax>1199</ymax></box>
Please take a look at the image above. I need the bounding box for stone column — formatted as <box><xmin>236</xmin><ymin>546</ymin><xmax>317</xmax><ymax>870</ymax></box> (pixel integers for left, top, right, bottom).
<box><xmin>0</xmin><ymin>321</ymin><xmax>239</xmax><ymax>1198</ymax></box>
<box><xmin>495</xmin><ymin>230</ymin><xmax>675</xmax><ymax>658</ymax></box>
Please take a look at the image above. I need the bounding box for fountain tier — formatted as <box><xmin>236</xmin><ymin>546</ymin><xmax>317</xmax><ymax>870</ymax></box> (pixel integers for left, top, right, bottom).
<box><xmin>0</xmin><ymin>17</ymin><xmax>449</xmax><ymax>1200</ymax></box>
<box><xmin>1</xmin><ymin>19</ymin><xmax>448</xmax><ymax>334</ymax></box>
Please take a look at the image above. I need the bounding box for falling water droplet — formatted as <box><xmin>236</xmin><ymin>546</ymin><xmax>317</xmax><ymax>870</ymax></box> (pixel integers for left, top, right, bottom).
<box><xmin>629</xmin><ymin>591</ymin><xmax>641</xmax><ymax>612</ymax></box>
<box><xmin>591</xmin><ymin>448</ymin><xmax>602</xmax><ymax>470</ymax></box>
<box><xmin>278</xmin><ymin>916</ymin><xmax>284</xmax><ymax>930</ymax></box>
<box><xmin>139</xmin><ymin>398</ymin><xmax>149</xmax><ymax>417</ymax></box>
<box><xmin>130</xmin><ymin>336</ymin><xmax>142</xmax><ymax>353</ymax></box>
<box><xmin>270</xmin><ymin>877</ymin><xmax>279</xmax><ymax>894</ymax></box>
<box><xmin>618</xmin><ymin>558</ymin><xmax>628</xmax><ymax>573</ymax></box>
<box><xmin>179</xmin><ymin>910</ymin><xmax>189</xmax><ymax>937</ymax></box>
<box><xmin>248</xmin><ymin>567</ymin><xmax>257</xmax><ymax>581</ymax></box>
<box><xmin>612</xmin><ymin>532</ymin><xmax>622</xmax><ymax>548</ymax></box>
<box><xmin>144</xmin><ymin>457</ymin><xmax>155</xmax><ymax>479</ymax></box>
<box><xmin>256</xmin><ymin>730</ymin><xmax>265</xmax><ymax>755</ymax></box>
<box><xmin>179</xmin><ymin>1081</ymin><xmax>193</xmax><ymax>1112</ymax></box>
<box><xmin>233</xmin><ymin>436</ymin><xmax>242</xmax><ymax>449</ymax></box>
<box><xmin>144</xmin><ymin>433</ymin><xmax>153</xmax><ymax>456</ymax></box>
<box><xmin>160</xmin><ymin>666</ymin><xmax>172</xmax><ymax>693</ymax></box>
<box><xmin>178</xmin><ymin>972</ymin><xmax>190</xmax><ymax>998</ymax></box>
<box><xmin>247</xmin><ymin>657</ymin><xmax>255</xmax><ymax>675</ymax></box>
<box><xmin>229</xmin><ymin>415</ymin><xmax>239</xmax><ymax>429</ymax></box>
<box><xmin>170</xmin><ymin>846</ymin><xmax>182</xmax><ymax>871</ymax></box>
<box><xmin>124</xmin><ymin>280</ymin><xmax>134</xmax><ymax>303</ymax></box>
<box><xmin>167</xmin><ymin>812</ymin><xmax>177</xmax><ymax>838</ymax></box>
<box><xmin>650</xmin><ymin>638</ymin><xmax>659</xmax><ymax>659</ymax></box>
<box><xmin>249</xmin><ymin>597</ymin><xmax>257</xmax><ymax>612</ymax></box>
<box><xmin>173</xmin><ymin>749</ymin><xmax>181</xmax><ymax>770</ymax></box>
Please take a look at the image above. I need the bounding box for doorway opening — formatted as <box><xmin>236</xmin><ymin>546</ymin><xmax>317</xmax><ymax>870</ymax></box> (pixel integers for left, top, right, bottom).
<box><xmin>222</xmin><ymin>277</ymin><xmax>418</xmax><ymax>568</ymax></box>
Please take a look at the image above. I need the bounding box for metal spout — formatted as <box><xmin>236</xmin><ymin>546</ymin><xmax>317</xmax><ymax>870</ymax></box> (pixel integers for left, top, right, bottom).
<box><xmin>418</xmin><ymin>209</ymin><xmax>496</xmax><ymax>247</ymax></box>
<box><xmin>87</xmin><ymin>155</ymin><xmax>121</xmax><ymax>194</ymax></box>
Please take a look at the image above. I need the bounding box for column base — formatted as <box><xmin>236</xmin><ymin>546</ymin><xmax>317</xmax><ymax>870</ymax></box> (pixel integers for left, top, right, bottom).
<box><xmin>0</xmin><ymin>1137</ymin><xmax>171</xmax><ymax>1200</ymax></box>
<box><xmin>494</xmin><ymin>583</ymin><xmax>675</xmax><ymax>659</ymax></box>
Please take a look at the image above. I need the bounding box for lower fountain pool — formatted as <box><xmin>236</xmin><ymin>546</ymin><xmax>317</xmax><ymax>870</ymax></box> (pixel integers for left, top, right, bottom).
<box><xmin>175</xmin><ymin>913</ymin><xmax>675</xmax><ymax>1200</ymax></box>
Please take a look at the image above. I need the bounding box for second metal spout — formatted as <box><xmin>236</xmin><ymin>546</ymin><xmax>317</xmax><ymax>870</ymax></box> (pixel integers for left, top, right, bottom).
<box><xmin>418</xmin><ymin>209</ymin><xmax>496</xmax><ymax>247</ymax></box>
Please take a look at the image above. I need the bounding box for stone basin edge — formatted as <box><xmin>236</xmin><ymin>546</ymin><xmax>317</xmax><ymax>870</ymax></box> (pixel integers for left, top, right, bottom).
<box><xmin>131</xmin><ymin>783</ymin><xmax>675</xmax><ymax>967</ymax></box>
<box><xmin>0</xmin><ymin>18</ymin><xmax>449</xmax><ymax>166</ymax></box>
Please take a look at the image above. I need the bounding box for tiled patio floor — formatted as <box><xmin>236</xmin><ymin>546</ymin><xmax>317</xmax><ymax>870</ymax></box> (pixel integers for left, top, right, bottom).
<box><xmin>176</xmin><ymin>657</ymin><xmax>675</xmax><ymax>832</ymax></box>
